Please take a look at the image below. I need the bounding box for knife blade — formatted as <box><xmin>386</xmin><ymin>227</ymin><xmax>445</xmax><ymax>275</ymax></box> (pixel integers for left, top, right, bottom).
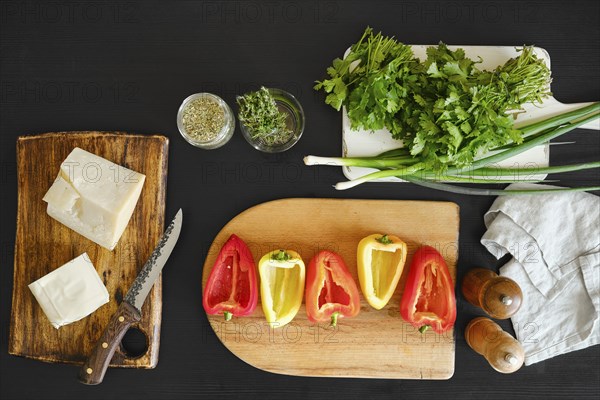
<box><xmin>78</xmin><ymin>209</ymin><xmax>183</xmax><ymax>385</ymax></box>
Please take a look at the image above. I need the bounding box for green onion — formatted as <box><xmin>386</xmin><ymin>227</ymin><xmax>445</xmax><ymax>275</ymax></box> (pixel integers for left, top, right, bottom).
<box><xmin>423</xmin><ymin>176</ymin><xmax>557</xmax><ymax>184</ymax></box>
<box><xmin>450</xmin><ymin>162</ymin><xmax>600</xmax><ymax>179</ymax></box>
<box><xmin>404</xmin><ymin>176</ymin><xmax>600</xmax><ymax>196</ymax></box>
<box><xmin>518</xmin><ymin>103</ymin><xmax>600</xmax><ymax>137</ymax></box>
<box><xmin>304</xmin><ymin>105</ymin><xmax>600</xmax><ymax>196</ymax></box>
<box><xmin>334</xmin><ymin>163</ymin><xmax>425</xmax><ymax>190</ymax></box>
<box><xmin>490</xmin><ymin>103</ymin><xmax>600</xmax><ymax>152</ymax></box>
<box><xmin>437</xmin><ymin>109</ymin><xmax>599</xmax><ymax>177</ymax></box>
<box><xmin>304</xmin><ymin>155</ymin><xmax>414</xmax><ymax>169</ymax></box>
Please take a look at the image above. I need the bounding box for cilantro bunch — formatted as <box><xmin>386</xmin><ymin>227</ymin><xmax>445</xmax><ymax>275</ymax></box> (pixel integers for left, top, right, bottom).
<box><xmin>314</xmin><ymin>27</ymin><xmax>552</xmax><ymax>171</ymax></box>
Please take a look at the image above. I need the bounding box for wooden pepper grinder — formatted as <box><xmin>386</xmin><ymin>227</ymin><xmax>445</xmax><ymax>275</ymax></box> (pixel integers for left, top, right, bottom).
<box><xmin>462</xmin><ymin>268</ymin><xmax>523</xmax><ymax>319</ymax></box>
<box><xmin>465</xmin><ymin>317</ymin><xmax>524</xmax><ymax>373</ymax></box>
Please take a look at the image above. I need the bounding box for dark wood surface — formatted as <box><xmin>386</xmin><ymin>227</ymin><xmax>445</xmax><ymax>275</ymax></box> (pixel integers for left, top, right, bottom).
<box><xmin>1</xmin><ymin>1</ymin><xmax>598</xmax><ymax>399</ymax></box>
<box><xmin>9</xmin><ymin>132</ymin><xmax>168</xmax><ymax>369</ymax></box>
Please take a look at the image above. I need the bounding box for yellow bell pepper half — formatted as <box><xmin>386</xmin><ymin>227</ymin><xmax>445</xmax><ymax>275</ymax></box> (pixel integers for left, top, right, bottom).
<box><xmin>357</xmin><ymin>234</ymin><xmax>407</xmax><ymax>310</ymax></box>
<box><xmin>258</xmin><ymin>250</ymin><xmax>306</xmax><ymax>328</ymax></box>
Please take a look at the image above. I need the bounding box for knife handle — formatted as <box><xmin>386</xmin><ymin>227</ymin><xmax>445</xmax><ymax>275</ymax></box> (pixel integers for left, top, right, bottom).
<box><xmin>78</xmin><ymin>302</ymin><xmax>141</xmax><ymax>385</ymax></box>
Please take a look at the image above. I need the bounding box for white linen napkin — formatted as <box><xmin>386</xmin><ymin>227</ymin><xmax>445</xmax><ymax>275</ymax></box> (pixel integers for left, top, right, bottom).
<box><xmin>481</xmin><ymin>183</ymin><xmax>600</xmax><ymax>365</ymax></box>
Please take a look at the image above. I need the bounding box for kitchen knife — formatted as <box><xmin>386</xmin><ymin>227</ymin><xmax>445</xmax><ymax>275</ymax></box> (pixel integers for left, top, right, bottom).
<box><xmin>78</xmin><ymin>209</ymin><xmax>183</xmax><ymax>385</ymax></box>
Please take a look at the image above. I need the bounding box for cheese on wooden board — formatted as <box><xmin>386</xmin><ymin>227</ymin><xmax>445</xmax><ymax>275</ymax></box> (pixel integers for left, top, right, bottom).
<box><xmin>43</xmin><ymin>147</ymin><xmax>145</xmax><ymax>250</ymax></box>
<box><xmin>28</xmin><ymin>253</ymin><xmax>109</xmax><ymax>329</ymax></box>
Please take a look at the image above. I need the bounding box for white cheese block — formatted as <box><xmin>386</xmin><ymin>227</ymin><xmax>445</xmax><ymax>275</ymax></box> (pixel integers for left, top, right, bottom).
<box><xmin>43</xmin><ymin>147</ymin><xmax>145</xmax><ymax>250</ymax></box>
<box><xmin>28</xmin><ymin>253</ymin><xmax>109</xmax><ymax>329</ymax></box>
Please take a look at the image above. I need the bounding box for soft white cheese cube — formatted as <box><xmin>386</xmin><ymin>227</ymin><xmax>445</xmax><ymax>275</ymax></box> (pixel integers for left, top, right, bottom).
<box><xmin>43</xmin><ymin>147</ymin><xmax>145</xmax><ymax>250</ymax></box>
<box><xmin>28</xmin><ymin>253</ymin><xmax>109</xmax><ymax>329</ymax></box>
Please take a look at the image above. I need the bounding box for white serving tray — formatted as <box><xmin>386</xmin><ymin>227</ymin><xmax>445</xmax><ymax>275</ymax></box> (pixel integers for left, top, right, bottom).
<box><xmin>342</xmin><ymin>45</ymin><xmax>599</xmax><ymax>182</ymax></box>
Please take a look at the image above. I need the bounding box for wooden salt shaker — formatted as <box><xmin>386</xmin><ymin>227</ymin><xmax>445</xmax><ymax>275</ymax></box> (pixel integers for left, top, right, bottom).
<box><xmin>465</xmin><ymin>317</ymin><xmax>525</xmax><ymax>373</ymax></box>
<box><xmin>462</xmin><ymin>268</ymin><xmax>523</xmax><ymax>319</ymax></box>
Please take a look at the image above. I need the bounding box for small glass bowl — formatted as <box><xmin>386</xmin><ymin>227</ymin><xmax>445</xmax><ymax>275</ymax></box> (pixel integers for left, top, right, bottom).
<box><xmin>177</xmin><ymin>93</ymin><xmax>235</xmax><ymax>149</ymax></box>
<box><xmin>238</xmin><ymin>88</ymin><xmax>305</xmax><ymax>153</ymax></box>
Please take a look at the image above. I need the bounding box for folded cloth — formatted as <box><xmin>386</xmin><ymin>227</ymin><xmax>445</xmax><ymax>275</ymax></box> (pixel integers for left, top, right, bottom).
<box><xmin>481</xmin><ymin>183</ymin><xmax>599</xmax><ymax>365</ymax></box>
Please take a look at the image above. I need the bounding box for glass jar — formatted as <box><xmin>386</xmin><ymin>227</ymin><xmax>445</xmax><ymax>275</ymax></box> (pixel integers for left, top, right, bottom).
<box><xmin>177</xmin><ymin>93</ymin><xmax>235</xmax><ymax>149</ymax></box>
<box><xmin>238</xmin><ymin>88</ymin><xmax>305</xmax><ymax>153</ymax></box>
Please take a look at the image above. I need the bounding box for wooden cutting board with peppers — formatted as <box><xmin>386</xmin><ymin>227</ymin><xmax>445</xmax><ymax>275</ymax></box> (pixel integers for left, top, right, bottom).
<box><xmin>201</xmin><ymin>198</ymin><xmax>459</xmax><ymax>379</ymax></box>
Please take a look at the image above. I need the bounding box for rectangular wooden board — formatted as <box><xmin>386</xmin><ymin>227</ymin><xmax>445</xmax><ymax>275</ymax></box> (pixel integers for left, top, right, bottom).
<box><xmin>202</xmin><ymin>198</ymin><xmax>459</xmax><ymax>379</ymax></box>
<box><xmin>9</xmin><ymin>131</ymin><xmax>168</xmax><ymax>368</ymax></box>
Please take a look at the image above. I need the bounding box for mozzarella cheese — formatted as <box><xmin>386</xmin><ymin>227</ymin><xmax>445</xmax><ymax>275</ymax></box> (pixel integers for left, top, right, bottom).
<box><xmin>28</xmin><ymin>253</ymin><xmax>109</xmax><ymax>329</ymax></box>
<box><xmin>43</xmin><ymin>147</ymin><xmax>145</xmax><ymax>250</ymax></box>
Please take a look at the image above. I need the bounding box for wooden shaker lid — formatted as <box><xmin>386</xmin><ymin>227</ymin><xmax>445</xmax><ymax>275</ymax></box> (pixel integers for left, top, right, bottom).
<box><xmin>482</xmin><ymin>277</ymin><xmax>523</xmax><ymax>319</ymax></box>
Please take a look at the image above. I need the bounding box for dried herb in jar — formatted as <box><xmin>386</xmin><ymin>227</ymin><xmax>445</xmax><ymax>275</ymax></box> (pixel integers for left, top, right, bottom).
<box><xmin>237</xmin><ymin>87</ymin><xmax>293</xmax><ymax>146</ymax></box>
<box><xmin>182</xmin><ymin>97</ymin><xmax>225</xmax><ymax>142</ymax></box>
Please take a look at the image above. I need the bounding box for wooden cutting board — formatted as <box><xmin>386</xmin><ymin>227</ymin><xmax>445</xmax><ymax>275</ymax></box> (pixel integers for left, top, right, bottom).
<box><xmin>202</xmin><ymin>198</ymin><xmax>459</xmax><ymax>379</ymax></box>
<box><xmin>9</xmin><ymin>131</ymin><xmax>168</xmax><ymax>368</ymax></box>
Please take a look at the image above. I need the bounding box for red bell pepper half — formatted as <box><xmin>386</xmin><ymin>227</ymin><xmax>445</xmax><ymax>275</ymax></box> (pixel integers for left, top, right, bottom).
<box><xmin>305</xmin><ymin>250</ymin><xmax>361</xmax><ymax>327</ymax></box>
<box><xmin>400</xmin><ymin>246</ymin><xmax>456</xmax><ymax>334</ymax></box>
<box><xmin>203</xmin><ymin>234</ymin><xmax>258</xmax><ymax>321</ymax></box>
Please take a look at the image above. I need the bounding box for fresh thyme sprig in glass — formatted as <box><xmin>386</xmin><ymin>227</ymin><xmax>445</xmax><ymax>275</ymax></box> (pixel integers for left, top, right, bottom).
<box><xmin>237</xmin><ymin>87</ymin><xmax>293</xmax><ymax>146</ymax></box>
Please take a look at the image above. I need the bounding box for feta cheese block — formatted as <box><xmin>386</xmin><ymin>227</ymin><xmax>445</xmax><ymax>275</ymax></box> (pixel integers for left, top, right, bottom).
<box><xmin>43</xmin><ymin>147</ymin><xmax>145</xmax><ymax>250</ymax></box>
<box><xmin>28</xmin><ymin>253</ymin><xmax>109</xmax><ymax>329</ymax></box>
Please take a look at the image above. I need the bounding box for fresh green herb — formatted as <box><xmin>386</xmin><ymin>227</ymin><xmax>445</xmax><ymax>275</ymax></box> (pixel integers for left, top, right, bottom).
<box><xmin>376</xmin><ymin>235</ymin><xmax>393</xmax><ymax>245</ymax></box>
<box><xmin>182</xmin><ymin>97</ymin><xmax>225</xmax><ymax>142</ymax></box>
<box><xmin>314</xmin><ymin>28</ymin><xmax>416</xmax><ymax>133</ymax></box>
<box><xmin>237</xmin><ymin>87</ymin><xmax>293</xmax><ymax>146</ymax></box>
<box><xmin>304</xmin><ymin>102</ymin><xmax>600</xmax><ymax>195</ymax></box>
<box><xmin>310</xmin><ymin>27</ymin><xmax>599</xmax><ymax>195</ymax></box>
<box><xmin>314</xmin><ymin>27</ymin><xmax>552</xmax><ymax>171</ymax></box>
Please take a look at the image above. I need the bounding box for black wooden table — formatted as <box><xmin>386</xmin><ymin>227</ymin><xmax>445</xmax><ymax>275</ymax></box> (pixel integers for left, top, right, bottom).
<box><xmin>1</xmin><ymin>1</ymin><xmax>598</xmax><ymax>399</ymax></box>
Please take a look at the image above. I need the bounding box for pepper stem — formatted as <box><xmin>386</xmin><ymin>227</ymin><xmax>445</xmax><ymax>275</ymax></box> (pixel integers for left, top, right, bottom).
<box><xmin>330</xmin><ymin>312</ymin><xmax>340</xmax><ymax>327</ymax></box>
<box><xmin>224</xmin><ymin>311</ymin><xmax>233</xmax><ymax>321</ymax></box>
<box><xmin>271</xmin><ymin>250</ymin><xmax>291</xmax><ymax>262</ymax></box>
<box><xmin>419</xmin><ymin>325</ymin><xmax>430</xmax><ymax>333</ymax></box>
<box><xmin>376</xmin><ymin>234</ymin><xmax>393</xmax><ymax>245</ymax></box>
